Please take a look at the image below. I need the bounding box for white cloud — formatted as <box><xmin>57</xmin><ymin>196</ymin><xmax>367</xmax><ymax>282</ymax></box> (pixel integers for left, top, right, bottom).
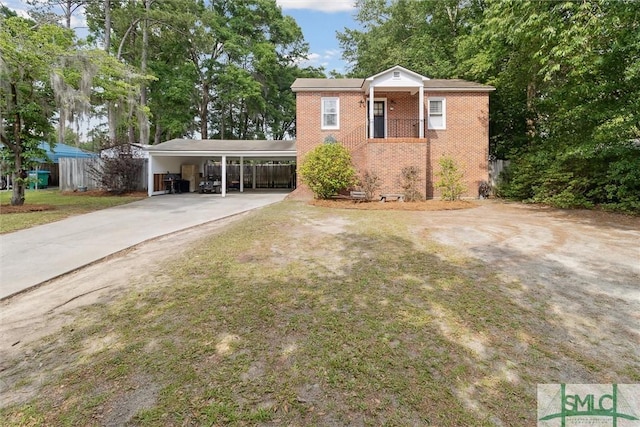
<box><xmin>295</xmin><ymin>51</ymin><xmax>330</xmax><ymax>69</ymax></box>
<box><xmin>323</xmin><ymin>49</ymin><xmax>340</xmax><ymax>59</ymax></box>
<box><xmin>277</xmin><ymin>0</ymin><xmax>355</xmax><ymax>13</ymax></box>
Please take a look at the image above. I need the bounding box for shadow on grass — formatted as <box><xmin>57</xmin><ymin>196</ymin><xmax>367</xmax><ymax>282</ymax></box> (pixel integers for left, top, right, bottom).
<box><xmin>1</xmin><ymin>203</ymin><xmax>637</xmax><ymax>426</ymax></box>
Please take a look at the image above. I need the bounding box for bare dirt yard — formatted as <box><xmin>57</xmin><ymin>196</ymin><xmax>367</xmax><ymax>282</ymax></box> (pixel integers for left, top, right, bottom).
<box><xmin>1</xmin><ymin>199</ymin><xmax>638</xmax><ymax>425</ymax></box>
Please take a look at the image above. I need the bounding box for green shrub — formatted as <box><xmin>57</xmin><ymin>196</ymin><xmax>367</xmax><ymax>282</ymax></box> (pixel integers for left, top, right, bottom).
<box><xmin>497</xmin><ymin>142</ymin><xmax>640</xmax><ymax>213</ymax></box>
<box><xmin>435</xmin><ymin>156</ymin><xmax>465</xmax><ymax>201</ymax></box>
<box><xmin>299</xmin><ymin>142</ymin><xmax>357</xmax><ymax>199</ymax></box>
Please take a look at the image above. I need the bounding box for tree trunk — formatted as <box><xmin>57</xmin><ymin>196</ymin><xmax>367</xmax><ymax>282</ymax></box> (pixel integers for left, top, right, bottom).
<box><xmin>9</xmin><ymin>82</ymin><xmax>25</xmax><ymax>206</ymax></box>
<box><xmin>154</xmin><ymin>121</ymin><xmax>162</xmax><ymax>144</ymax></box>
<box><xmin>138</xmin><ymin>0</ymin><xmax>150</xmax><ymax>145</ymax></box>
<box><xmin>10</xmin><ymin>159</ymin><xmax>26</xmax><ymax>207</ymax></box>
<box><xmin>104</xmin><ymin>0</ymin><xmax>111</xmax><ymax>50</ymax></box>
<box><xmin>65</xmin><ymin>0</ymin><xmax>72</xmax><ymax>29</ymax></box>
<box><xmin>105</xmin><ymin>0</ymin><xmax>117</xmax><ymax>144</ymax></box>
<box><xmin>200</xmin><ymin>82</ymin><xmax>209</xmax><ymax>138</ymax></box>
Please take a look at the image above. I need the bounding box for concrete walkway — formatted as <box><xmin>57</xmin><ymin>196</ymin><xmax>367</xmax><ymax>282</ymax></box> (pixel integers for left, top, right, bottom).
<box><xmin>0</xmin><ymin>191</ymin><xmax>288</xmax><ymax>300</ymax></box>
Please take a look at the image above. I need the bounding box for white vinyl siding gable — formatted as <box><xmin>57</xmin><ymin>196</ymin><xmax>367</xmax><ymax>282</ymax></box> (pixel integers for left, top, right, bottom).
<box><xmin>321</xmin><ymin>97</ymin><xmax>339</xmax><ymax>130</ymax></box>
<box><xmin>428</xmin><ymin>97</ymin><xmax>446</xmax><ymax>130</ymax></box>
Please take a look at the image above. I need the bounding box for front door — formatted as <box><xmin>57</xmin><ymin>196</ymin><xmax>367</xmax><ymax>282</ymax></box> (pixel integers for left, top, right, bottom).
<box><xmin>369</xmin><ymin>101</ymin><xmax>385</xmax><ymax>138</ymax></box>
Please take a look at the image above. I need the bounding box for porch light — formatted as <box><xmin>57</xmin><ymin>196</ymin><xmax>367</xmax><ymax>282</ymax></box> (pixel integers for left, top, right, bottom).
<box><xmin>359</xmin><ymin>99</ymin><xmax>365</xmax><ymax>107</ymax></box>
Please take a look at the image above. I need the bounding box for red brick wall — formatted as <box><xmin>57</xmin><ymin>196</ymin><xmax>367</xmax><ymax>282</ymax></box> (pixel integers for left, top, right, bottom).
<box><xmin>366</xmin><ymin>140</ymin><xmax>428</xmax><ymax>196</ymax></box>
<box><xmin>295</xmin><ymin>89</ymin><xmax>490</xmax><ymax>199</ymax></box>
<box><xmin>426</xmin><ymin>92</ymin><xmax>489</xmax><ymax>198</ymax></box>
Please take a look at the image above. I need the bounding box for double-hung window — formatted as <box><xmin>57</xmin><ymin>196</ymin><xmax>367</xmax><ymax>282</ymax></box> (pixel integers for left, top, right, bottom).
<box><xmin>428</xmin><ymin>97</ymin><xmax>446</xmax><ymax>130</ymax></box>
<box><xmin>321</xmin><ymin>97</ymin><xmax>339</xmax><ymax>130</ymax></box>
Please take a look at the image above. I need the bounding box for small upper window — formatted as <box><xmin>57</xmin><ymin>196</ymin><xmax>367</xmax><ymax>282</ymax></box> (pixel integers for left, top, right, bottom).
<box><xmin>428</xmin><ymin>98</ymin><xmax>446</xmax><ymax>130</ymax></box>
<box><xmin>393</xmin><ymin>71</ymin><xmax>401</xmax><ymax>79</ymax></box>
<box><xmin>321</xmin><ymin>97</ymin><xmax>339</xmax><ymax>130</ymax></box>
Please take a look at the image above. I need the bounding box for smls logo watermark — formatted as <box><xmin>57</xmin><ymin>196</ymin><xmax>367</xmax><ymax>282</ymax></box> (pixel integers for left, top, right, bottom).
<box><xmin>538</xmin><ymin>384</ymin><xmax>640</xmax><ymax>427</ymax></box>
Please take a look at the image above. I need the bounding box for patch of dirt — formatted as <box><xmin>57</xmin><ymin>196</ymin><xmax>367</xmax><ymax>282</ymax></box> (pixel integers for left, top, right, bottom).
<box><xmin>309</xmin><ymin>198</ymin><xmax>475</xmax><ymax>211</ymax></box>
<box><xmin>0</xmin><ymin>204</ymin><xmax>56</xmax><ymax>214</ymax></box>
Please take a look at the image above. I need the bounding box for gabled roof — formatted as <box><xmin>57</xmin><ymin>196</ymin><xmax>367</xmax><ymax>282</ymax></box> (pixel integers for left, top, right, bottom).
<box><xmin>365</xmin><ymin>65</ymin><xmax>430</xmax><ymax>82</ymax></box>
<box><xmin>291</xmin><ymin>65</ymin><xmax>495</xmax><ymax>93</ymax></box>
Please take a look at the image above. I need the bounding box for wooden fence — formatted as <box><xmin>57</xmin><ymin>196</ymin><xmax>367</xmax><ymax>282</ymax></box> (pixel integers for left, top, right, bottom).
<box><xmin>205</xmin><ymin>164</ymin><xmax>296</xmax><ymax>189</ymax></box>
<box><xmin>59</xmin><ymin>157</ymin><xmax>148</xmax><ymax>192</ymax></box>
<box><xmin>488</xmin><ymin>159</ymin><xmax>510</xmax><ymax>187</ymax></box>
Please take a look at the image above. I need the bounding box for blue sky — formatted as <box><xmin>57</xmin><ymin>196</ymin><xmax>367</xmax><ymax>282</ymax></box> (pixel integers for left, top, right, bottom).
<box><xmin>276</xmin><ymin>0</ymin><xmax>358</xmax><ymax>74</ymax></box>
<box><xmin>3</xmin><ymin>0</ymin><xmax>358</xmax><ymax>75</ymax></box>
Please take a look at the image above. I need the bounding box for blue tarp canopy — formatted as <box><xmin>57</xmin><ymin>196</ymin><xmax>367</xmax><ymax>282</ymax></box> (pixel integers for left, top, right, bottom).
<box><xmin>37</xmin><ymin>142</ymin><xmax>98</xmax><ymax>163</ymax></box>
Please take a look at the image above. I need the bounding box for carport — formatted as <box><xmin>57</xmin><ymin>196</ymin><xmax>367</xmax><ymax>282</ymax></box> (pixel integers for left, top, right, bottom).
<box><xmin>146</xmin><ymin>139</ymin><xmax>296</xmax><ymax>197</ymax></box>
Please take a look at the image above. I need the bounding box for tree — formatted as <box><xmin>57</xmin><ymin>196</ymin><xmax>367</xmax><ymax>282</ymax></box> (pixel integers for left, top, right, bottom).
<box><xmin>0</xmin><ymin>16</ymin><xmax>74</xmax><ymax>205</ymax></box>
<box><xmin>26</xmin><ymin>0</ymin><xmax>89</xmax><ymax>29</ymax></box>
<box><xmin>1</xmin><ymin>11</ymin><xmax>145</xmax><ymax>206</ymax></box>
<box><xmin>300</xmin><ymin>143</ymin><xmax>357</xmax><ymax>199</ymax></box>
<box><xmin>461</xmin><ymin>0</ymin><xmax>640</xmax><ymax>211</ymax></box>
<box><xmin>85</xmin><ymin>0</ymin><xmax>315</xmax><ymax>143</ymax></box>
<box><xmin>338</xmin><ymin>0</ymin><xmax>483</xmax><ymax>78</ymax></box>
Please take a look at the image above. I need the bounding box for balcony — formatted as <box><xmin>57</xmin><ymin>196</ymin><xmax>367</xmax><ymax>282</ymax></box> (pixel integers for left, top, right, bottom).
<box><xmin>367</xmin><ymin>119</ymin><xmax>426</xmax><ymax>139</ymax></box>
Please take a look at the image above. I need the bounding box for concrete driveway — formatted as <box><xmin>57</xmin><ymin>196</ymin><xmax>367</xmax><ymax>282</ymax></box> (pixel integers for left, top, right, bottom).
<box><xmin>0</xmin><ymin>191</ymin><xmax>288</xmax><ymax>300</ymax></box>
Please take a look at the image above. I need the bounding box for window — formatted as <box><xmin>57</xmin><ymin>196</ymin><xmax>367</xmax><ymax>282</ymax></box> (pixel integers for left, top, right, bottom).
<box><xmin>393</xmin><ymin>71</ymin><xmax>401</xmax><ymax>79</ymax></box>
<box><xmin>321</xmin><ymin>97</ymin><xmax>339</xmax><ymax>130</ymax></box>
<box><xmin>428</xmin><ymin>98</ymin><xmax>446</xmax><ymax>130</ymax></box>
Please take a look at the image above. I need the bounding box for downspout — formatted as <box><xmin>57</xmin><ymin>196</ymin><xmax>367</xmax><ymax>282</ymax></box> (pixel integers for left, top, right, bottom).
<box><xmin>418</xmin><ymin>85</ymin><xmax>425</xmax><ymax>139</ymax></box>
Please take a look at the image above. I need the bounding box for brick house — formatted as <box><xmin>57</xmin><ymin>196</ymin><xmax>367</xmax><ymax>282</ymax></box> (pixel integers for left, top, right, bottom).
<box><xmin>291</xmin><ymin>65</ymin><xmax>495</xmax><ymax>198</ymax></box>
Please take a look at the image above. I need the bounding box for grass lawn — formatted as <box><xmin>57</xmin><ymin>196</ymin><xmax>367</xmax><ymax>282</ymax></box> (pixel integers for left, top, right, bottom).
<box><xmin>1</xmin><ymin>201</ymin><xmax>635</xmax><ymax>425</ymax></box>
<box><xmin>0</xmin><ymin>189</ymin><xmax>146</xmax><ymax>234</ymax></box>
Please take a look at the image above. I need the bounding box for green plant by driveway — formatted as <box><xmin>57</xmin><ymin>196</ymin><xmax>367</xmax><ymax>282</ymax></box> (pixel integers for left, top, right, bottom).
<box><xmin>299</xmin><ymin>142</ymin><xmax>357</xmax><ymax>199</ymax></box>
<box><xmin>436</xmin><ymin>156</ymin><xmax>465</xmax><ymax>201</ymax></box>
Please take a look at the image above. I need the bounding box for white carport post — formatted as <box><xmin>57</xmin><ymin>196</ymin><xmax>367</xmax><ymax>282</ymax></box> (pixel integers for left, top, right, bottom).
<box><xmin>239</xmin><ymin>156</ymin><xmax>244</xmax><ymax>192</ymax></box>
<box><xmin>221</xmin><ymin>155</ymin><xmax>227</xmax><ymax>198</ymax></box>
<box><xmin>369</xmin><ymin>85</ymin><xmax>375</xmax><ymax>138</ymax></box>
<box><xmin>147</xmin><ymin>154</ymin><xmax>154</xmax><ymax>196</ymax></box>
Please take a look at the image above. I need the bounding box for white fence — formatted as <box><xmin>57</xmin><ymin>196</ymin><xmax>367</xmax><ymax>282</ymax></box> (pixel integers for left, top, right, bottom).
<box><xmin>59</xmin><ymin>157</ymin><xmax>148</xmax><ymax>192</ymax></box>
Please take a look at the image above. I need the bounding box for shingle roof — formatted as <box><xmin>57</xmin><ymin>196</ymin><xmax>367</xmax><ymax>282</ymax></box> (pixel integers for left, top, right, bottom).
<box><xmin>291</xmin><ymin>75</ymin><xmax>494</xmax><ymax>92</ymax></box>
<box><xmin>147</xmin><ymin>139</ymin><xmax>296</xmax><ymax>153</ymax></box>
<box><xmin>290</xmin><ymin>78</ymin><xmax>364</xmax><ymax>92</ymax></box>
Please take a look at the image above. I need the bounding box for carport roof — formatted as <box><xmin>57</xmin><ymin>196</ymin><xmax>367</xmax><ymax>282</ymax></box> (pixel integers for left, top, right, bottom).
<box><xmin>146</xmin><ymin>139</ymin><xmax>296</xmax><ymax>156</ymax></box>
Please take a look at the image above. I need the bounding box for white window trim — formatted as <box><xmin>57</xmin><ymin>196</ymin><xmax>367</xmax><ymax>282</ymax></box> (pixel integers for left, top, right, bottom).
<box><xmin>428</xmin><ymin>97</ymin><xmax>446</xmax><ymax>130</ymax></box>
<box><xmin>321</xmin><ymin>97</ymin><xmax>340</xmax><ymax>130</ymax></box>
